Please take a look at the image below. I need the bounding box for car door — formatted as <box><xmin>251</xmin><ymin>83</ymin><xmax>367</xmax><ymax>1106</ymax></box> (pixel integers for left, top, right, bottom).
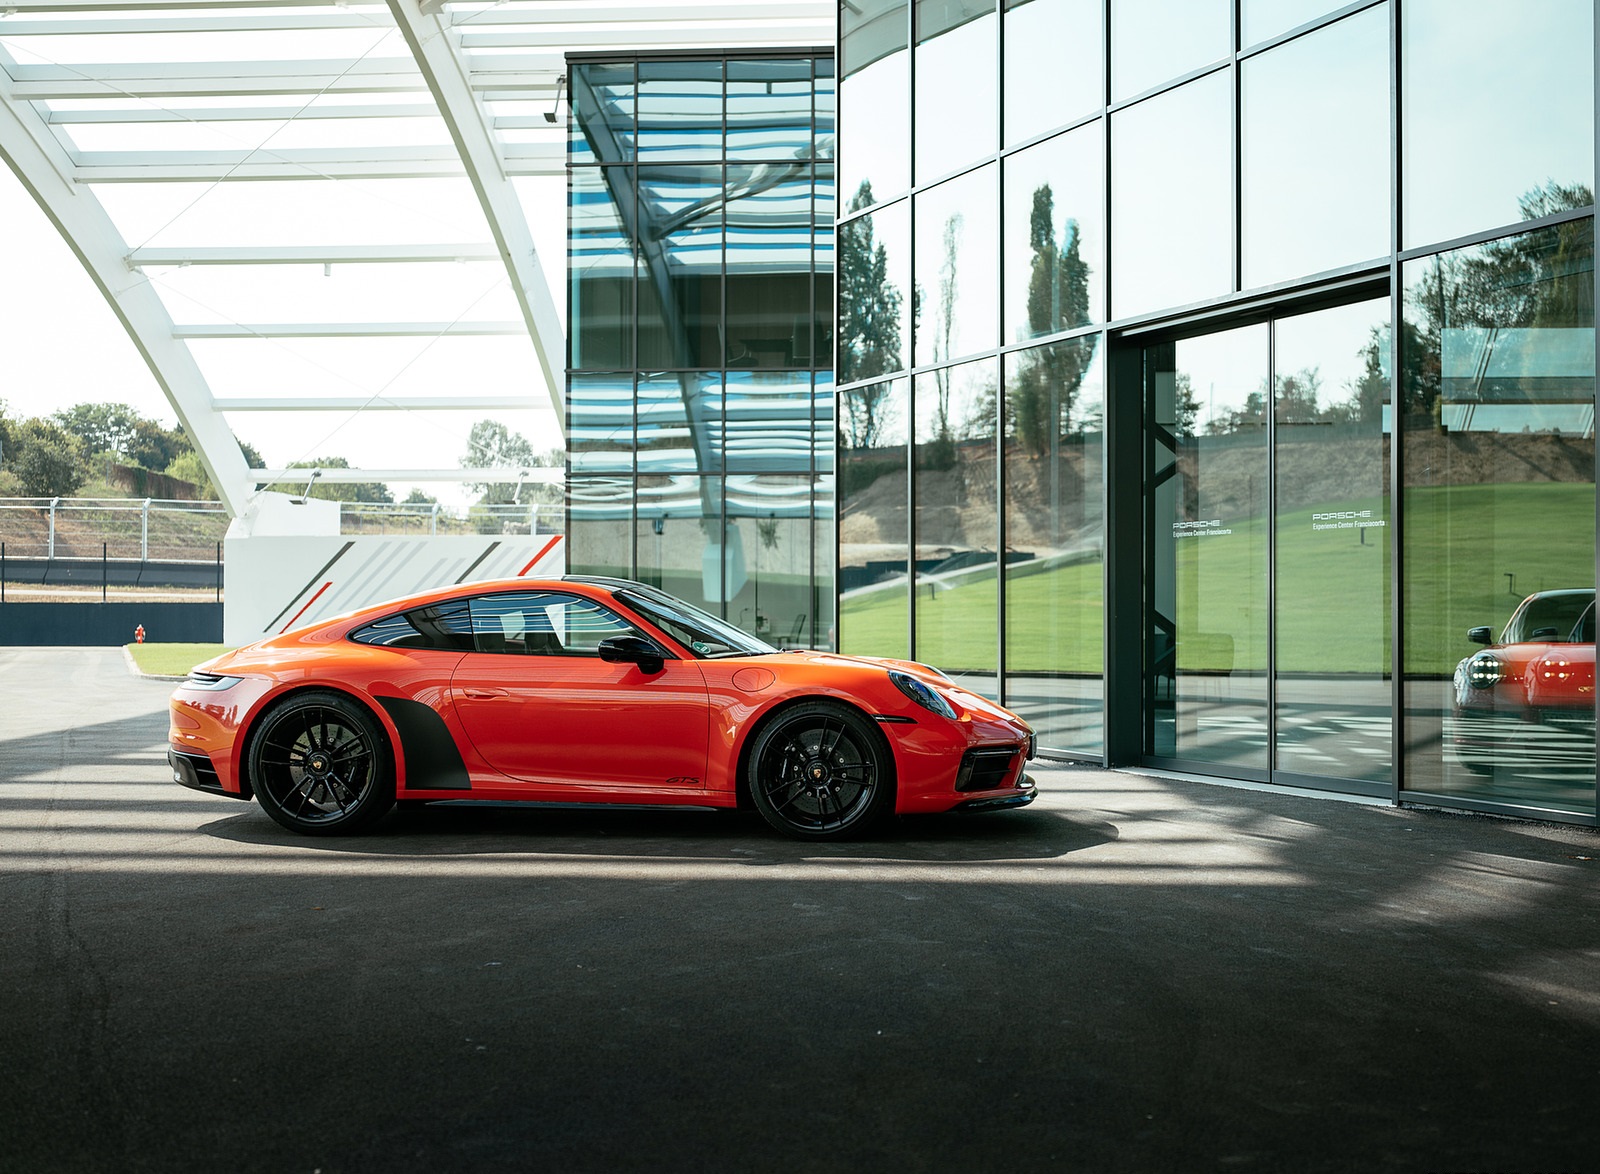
<box><xmin>448</xmin><ymin>589</ymin><xmax>710</xmax><ymax>789</ymax></box>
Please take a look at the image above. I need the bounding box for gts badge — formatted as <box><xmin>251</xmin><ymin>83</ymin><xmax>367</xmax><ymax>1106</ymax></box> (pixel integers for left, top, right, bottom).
<box><xmin>665</xmin><ymin>776</ymin><xmax>701</xmax><ymax>787</ymax></box>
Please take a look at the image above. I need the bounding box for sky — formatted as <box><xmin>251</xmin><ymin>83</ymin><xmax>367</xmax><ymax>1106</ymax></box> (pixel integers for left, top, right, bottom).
<box><xmin>0</xmin><ymin>167</ymin><xmax>174</xmax><ymax>429</ymax></box>
<box><xmin>0</xmin><ymin>163</ymin><xmax>568</xmax><ymax>508</ymax></box>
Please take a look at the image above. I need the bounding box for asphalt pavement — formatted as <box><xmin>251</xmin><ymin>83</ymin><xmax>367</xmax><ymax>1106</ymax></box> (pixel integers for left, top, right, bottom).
<box><xmin>2</xmin><ymin>646</ymin><xmax>1598</xmax><ymax>1173</ymax></box>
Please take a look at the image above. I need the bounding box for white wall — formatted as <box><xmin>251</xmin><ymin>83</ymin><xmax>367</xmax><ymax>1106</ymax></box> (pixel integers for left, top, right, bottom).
<box><xmin>224</xmin><ymin>532</ymin><xmax>566</xmax><ymax>646</ymax></box>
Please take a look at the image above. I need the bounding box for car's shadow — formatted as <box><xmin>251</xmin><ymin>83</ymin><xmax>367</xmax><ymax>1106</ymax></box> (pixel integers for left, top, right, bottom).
<box><xmin>200</xmin><ymin>801</ymin><xmax>1117</xmax><ymax>863</ymax></box>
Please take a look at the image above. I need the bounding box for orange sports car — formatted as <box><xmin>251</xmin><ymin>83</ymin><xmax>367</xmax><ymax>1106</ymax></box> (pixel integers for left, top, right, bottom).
<box><xmin>168</xmin><ymin>577</ymin><xmax>1037</xmax><ymax>839</ymax></box>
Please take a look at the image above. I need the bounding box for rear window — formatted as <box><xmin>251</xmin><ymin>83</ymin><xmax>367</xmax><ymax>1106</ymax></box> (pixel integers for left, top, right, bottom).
<box><xmin>349</xmin><ymin>600</ymin><xmax>472</xmax><ymax>650</ymax></box>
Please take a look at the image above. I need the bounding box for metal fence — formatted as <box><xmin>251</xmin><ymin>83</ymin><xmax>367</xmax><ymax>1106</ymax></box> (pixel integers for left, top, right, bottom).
<box><xmin>0</xmin><ymin>497</ymin><xmax>230</xmax><ymax>562</ymax></box>
<box><xmin>336</xmin><ymin>501</ymin><xmax>565</xmax><ymax>536</ymax></box>
<box><xmin>0</xmin><ymin>497</ymin><xmax>565</xmax><ymax>556</ymax></box>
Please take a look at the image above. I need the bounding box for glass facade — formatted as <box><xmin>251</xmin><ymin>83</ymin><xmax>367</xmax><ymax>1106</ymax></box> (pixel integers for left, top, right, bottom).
<box><xmin>836</xmin><ymin>0</ymin><xmax>1598</xmax><ymax>824</ymax></box>
<box><xmin>566</xmin><ymin>53</ymin><xmax>836</xmax><ymax>648</ymax></box>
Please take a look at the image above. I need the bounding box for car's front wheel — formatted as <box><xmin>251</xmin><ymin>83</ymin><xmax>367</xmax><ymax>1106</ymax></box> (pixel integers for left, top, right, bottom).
<box><xmin>246</xmin><ymin>691</ymin><xmax>394</xmax><ymax>835</ymax></box>
<box><xmin>747</xmin><ymin>702</ymin><xmax>894</xmax><ymax>840</ymax></box>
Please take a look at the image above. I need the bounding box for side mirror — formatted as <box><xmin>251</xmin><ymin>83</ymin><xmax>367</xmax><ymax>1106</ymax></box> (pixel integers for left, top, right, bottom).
<box><xmin>1466</xmin><ymin>626</ymin><xmax>1494</xmax><ymax>646</ymax></box>
<box><xmin>598</xmin><ymin>635</ymin><xmax>665</xmax><ymax>674</ymax></box>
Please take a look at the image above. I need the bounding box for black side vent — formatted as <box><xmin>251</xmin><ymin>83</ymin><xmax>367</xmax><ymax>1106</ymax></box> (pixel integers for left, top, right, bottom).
<box><xmin>954</xmin><ymin>747</ymin><xmax>1021</xmax><ymax>793</ymax></box>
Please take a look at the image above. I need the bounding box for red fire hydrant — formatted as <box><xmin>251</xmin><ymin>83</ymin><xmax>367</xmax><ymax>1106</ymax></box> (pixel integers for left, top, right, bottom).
<box><xmin>135</xmin><ymin>624</ymin><xmax>146</xmax><ymax>644</ymax></box>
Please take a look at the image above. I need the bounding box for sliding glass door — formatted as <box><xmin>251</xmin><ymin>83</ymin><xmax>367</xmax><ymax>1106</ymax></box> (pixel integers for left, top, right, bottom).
<box><xmin>1145</xmin><ymin>295</ymin><xmax>1393</xmax><ymax>787</ymax></box>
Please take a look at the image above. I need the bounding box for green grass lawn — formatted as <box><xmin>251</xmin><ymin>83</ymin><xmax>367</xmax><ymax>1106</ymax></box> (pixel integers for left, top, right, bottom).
<box><xmin>125</xmin><ymin>643</ymin><xmax>230</xmax><ymax>677</ymax></box>
<box><xmin>840</xmin><ymin>482</ymin><xmax>1594</xmax><ymax>678</ymax></box>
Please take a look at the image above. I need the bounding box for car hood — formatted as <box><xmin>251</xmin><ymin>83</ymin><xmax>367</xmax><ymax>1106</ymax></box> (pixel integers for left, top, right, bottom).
<box><xmin>766</xmin><ymin>650</ymin><xmax>1028</xmax><ymax>727</ymax></box>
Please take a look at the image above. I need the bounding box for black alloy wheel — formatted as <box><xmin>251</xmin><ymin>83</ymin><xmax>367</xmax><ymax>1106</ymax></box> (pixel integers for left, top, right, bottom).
<box><xmin>246</xmin><ymin>691</ymin><xmax>394</xmax><ymax>835</ymax></box>
<box><xmin>747</xmin><ymin>702</ymin><xmax>894</xmax><ymax>840</ymax></box>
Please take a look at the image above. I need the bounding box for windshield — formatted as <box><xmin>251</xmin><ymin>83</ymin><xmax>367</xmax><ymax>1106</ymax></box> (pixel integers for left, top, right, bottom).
<box><xmin>615</xmin><ymin>586</ymin><xmax>777</xmax><ymax>658</ymax></box>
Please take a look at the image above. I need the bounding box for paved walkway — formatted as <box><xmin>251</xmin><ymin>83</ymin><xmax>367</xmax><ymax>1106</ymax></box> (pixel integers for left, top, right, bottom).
<box><xmin>2</xmin><ymin>647</ymin><xmax>1598</xmax><ymax>1172</ymax></box>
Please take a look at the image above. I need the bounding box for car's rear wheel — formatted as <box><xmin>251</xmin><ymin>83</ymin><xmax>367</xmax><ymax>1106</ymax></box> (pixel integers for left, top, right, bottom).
<box><xmin>246</xmin><ymin>691</ymin><xmax>394</xmax><ymax>835</ymax></box>
<box><xmin>747</xmin><ymin>702</ymin><xmax>893</xmax><ymax>840</ymax></box>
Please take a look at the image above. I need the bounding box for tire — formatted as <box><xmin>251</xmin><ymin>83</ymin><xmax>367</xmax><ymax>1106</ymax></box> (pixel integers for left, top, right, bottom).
<box><xmin>245</xmin><ymin>691</ymin><xmax>394</xmax><ymax>836</ymax></box>
<box><xmin>746</xmin><ymin>702</ymin><xmax>894</xmax><ymax>840</ymax></box>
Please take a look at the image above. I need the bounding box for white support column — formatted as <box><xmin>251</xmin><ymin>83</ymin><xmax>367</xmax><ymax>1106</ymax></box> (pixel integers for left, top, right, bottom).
<box><xmin>0</xmin><ymin>87</ymin><xmax>254</xmax><ymax>515</ymax></box>
<box><xmin>386</xmin><ymin>0</ymin><xmax>566</xmax><ymax>419</ymax></box>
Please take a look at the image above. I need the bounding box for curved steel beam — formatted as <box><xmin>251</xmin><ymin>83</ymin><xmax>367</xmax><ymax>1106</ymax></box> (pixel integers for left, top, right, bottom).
<box><xmin>385</xmin><ymin>0</ymin><xmax>565</xmax><ymax>418</ymax></box>
<box><xmin>0</xmin><ymin>80</ymin><xmax>252</xmax><ymax>514</ymax></box>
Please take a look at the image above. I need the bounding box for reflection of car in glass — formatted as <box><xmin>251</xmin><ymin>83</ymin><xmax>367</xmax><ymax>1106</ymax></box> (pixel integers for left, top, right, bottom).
<box><xmin>168</xmin><ymin>577</ymin><xmax>1036</xmax><ymax>840</ymax></box>
<box><xmin>1451</xmin><ymin>589</ymin><xmax>1596</xmax><ymax>733</ymax></box>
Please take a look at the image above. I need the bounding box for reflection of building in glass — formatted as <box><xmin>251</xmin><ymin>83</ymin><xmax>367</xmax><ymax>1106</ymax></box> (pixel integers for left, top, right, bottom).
<box><xmin>836</xmin><ymin>0</ymin><xmax>1597</xmax><ymax>824</ymax></box>
<box><xmin>566</xmin><ymin>53</ymin><xmax>836</xmax><ymax>647</ymax></box>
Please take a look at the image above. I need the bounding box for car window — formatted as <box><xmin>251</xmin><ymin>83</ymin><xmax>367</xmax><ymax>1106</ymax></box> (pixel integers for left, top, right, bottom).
<box><xmin>465</xmin><ymin>591</ymin><xmax>646</xmax><ymax>656</ymax></box>
<box><xmin>615</xmin><ymin>586</ymin><xmax>776</xmax><ymax>657</ymax></box>
<box><xmin>1504</xmin><ymin>593</ymin><xmax>1593</xmax><ymax>644</ymax></box>
<box><xmin>350</xmin><ymin>600</ymin><xmax>473</xmax><ymax>651</ymax></box>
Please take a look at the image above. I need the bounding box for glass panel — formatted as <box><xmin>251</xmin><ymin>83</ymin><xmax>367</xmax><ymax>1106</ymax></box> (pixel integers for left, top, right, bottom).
<box><xmin>1003</xmin><ymin>121</ymin><xmax>1105</xmax><ymax>343</ymax></box>
<box><xmin>914</xmin><ymin>163</ymin><xmax>999</xmax><ymax>365</ymax></box>
<box><xmin>724</xmin><ymin>371</ymin><xmax>813</xmax><ymax>473</ymax></box>
<box><xmin>813</xmin><ymin>372</ymin><xmax>836</xmax><ymax>475</ymax></box>
<box><xmin>1149</xmin><ymin>325</ymin><xmax>1271</xmax><ymax>769</ymax></box>
<box><xmin>636</xmin><ymin>165</ymin><xmax>724</xmax><ymax>368</ymax></box>
<box><xmin>568</xmin><ymin>372</ymin><xmax>634</xmax><ymax>474</ymax></box>
<box><xmin>637</xmin><ymin>372</ymin><xmax>720</xmax><ymax>475</ymax></box>
<box><xmin>815</xmin><ymin>474</ymin><xmax>838</xmax><ymax>650</ymax></box>
<box><xmin>914</xmin><ymin>357</ymin><xmax>999</xmax><ymax>697</ymax></box>
<box><xmin>727</xmin><ymin>59</ymin><xmax>813</xmax><ymax>160</ymax></box>
<box><xmin>815</xmin><ymin>57</ymin><xmax>836</xmax><ymax>145</ymax></box>
<box><xmin>1004</xmin><ymin>0</ymin><xmax>1102</xmax><ymax>147</ymax></box>
<box><xmin>1402</xmin><ymin>220</ymin><xmax>1596</xmax><ymax>815</ymax></box>
<box><xmin>1242</xmin><ymin>0</ymin><xmax>1346</xmax><ymax>47</ymax></box>
<box><xmin>635</xmin><ymin>475</ymin><xmax>722</xmax><ymax>605</ymax></box>
<box><xmin>1111</xmin><ymin>0</ymin><xmax>1230</xmax><ymax>102</ymax></box>
<box><xmin>1004</xmin><ymin>335</ymin><xmax>1105</xmax><ymax>753</ymax></box>
<box><xmin>1273</xmin><ymin>297</ymin><xmax>1392</xmax><ymax>781</ymax></box>
<box><xmin>915</xmin><ymin>0</ymin><xmax>997</xmax><ymax>183</ymax></box>
<box><xmin>838</xmin><ymin>196</ymin><xmax>911</xmax><ymax>383</ymax></box>
<box><xmin>569</xmin><ymin>62</ymin><xmax>635</xmax><ymax>166</ymax></box>
<box><xmin>1402</xmin><ymin>0</ymin><xmax>1594</xmax><ymax>249</ymax></box>
<box><xmin>814</xmin><ymin>164</ymin><xmax>837</xmax><ymax>368</ymax></box>
<box><xmin>841</xmin><ymin>0</ymin><xmax>910</xmax><ymax>202</ymax></box>
<box><xmin>567</xmin><ymin>477</ymin><xmax>635</xmax><ymax>578</ymax></box>
<box><xmin>726</xmin><ymin>474</ymin><xmax>815</xmax><ymax>641</ymax></box>
<box><xmin>839</xmin><ymin>378</ymin><xmax>910</xmax><ymax>658</ymax></box>
<box><xmin>725</xmin><ymin>164</ymin><xmax>813</xmax><ymax>368</ymax></box>
<box><xmin>1111</xmin><ymin>71</ymin><xmax>1232</xmax><ymax>319</ymax></box>
<box><xmin>637</xmin><ymin>59</ymin><xmax>723</xmax><ymax>163</ymax></box>
<box><xmin>568</xmin><ymin>167</ymin><xmax>634</xmax><ymax>370</ymax></box>
<box><xmin>1242</xmin><ymin>7</ymin><xmax>1390</xmax><ymax>289</ymax></box>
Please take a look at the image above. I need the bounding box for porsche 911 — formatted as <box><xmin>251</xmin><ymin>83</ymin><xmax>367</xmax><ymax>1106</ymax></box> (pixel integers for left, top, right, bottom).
<box><xmin>168</xmin><ymin>577</ymin><xmax>1037</xmax><ymax>839</ymax></box>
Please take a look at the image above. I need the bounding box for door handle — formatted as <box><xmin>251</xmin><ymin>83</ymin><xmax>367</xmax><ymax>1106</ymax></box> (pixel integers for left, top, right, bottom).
<box><xmin>459</xmin><ymin>687</ymin><xmax>508</xmax><ymax>700</ymax></box>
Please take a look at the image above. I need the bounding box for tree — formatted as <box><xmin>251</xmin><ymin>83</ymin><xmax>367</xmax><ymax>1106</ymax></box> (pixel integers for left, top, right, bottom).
<box><xmin>1402</xmin><ymin>181</ymin><xmax>1594</xmax><ymax>420</ymax></box>
<box><xmin>52</xmin><ymin>402</ymin><xmax>142</xmax><ymax>458</ymax></box>
<box><xmin>1007</xmin><ymin>184</ymin><xmax>1097</xmax><ymax>456</ymax></box>
<box><xmin>287</xmin><ymin>457</ymin><xmax>393</xmax><ymax>503</ymax></box>
<box><xmin>126</xmin><ymin>418</ymin><xmax>190</xmax><ymax>472</ymax></box>
<box><xmin>837</xmin><ymin>180</ymin><xmax>906</xmax><ymax>391</ymax></box>
<box><xmin>12</xmin><ymin>419</ymin><xmax>86</xmax><ymax>497</ymax></box>
<box><xmin>163</xmin><ymin>449</ymin><xmax>213</xmax><ymax>498</ymax></box>
<box><xmin>461</xmin><ymin>422</ymin><xmax>560</xmax><ymax>507</ymax></box>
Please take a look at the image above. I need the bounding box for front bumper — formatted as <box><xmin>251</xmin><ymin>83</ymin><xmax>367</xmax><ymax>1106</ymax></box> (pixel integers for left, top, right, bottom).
<box><xmin>168</xmin><ymin>748</ymin><xmax>249</xmax><ymax>800</ymax></box>
<box><xmin>955</xmin><ymin>774</ymin><xmax>1038</xmax><ymax>812</ymax></box>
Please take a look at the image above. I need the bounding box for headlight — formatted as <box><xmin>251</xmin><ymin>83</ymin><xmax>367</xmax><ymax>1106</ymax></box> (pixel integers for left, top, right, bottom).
<box><xmin>889</xmin><ymin>670</ymin><xmax>957</xmax><ymax>718</ymax></box>
<box><xmin>182</xmin><ymin>671</ymin><xmax>242</xmax><ymax>692</ymax></box>
<box><xmin>1465</xmin><ymin>652</ymin><xmax>1504</xmax><ymax>690</ymax></box>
